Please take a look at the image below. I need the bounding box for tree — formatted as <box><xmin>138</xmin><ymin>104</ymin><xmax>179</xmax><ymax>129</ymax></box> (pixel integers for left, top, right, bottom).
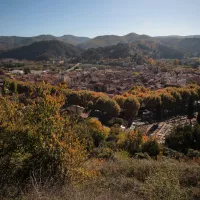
<box><xmin>197</xmin><ymin>112</ymin><xmax>200</xmax><ymax>124</ymax></box>
<box><xmin>123</xmin><ymin>96</ymin><xmax>140</xmax><ymax>126</ymax></box>
<box><xmin>0</xmin><ymin>68</ymin><xmax>5</xmax><ymax>75</ymax></box>
<box><xmin>174</xmin><ymin>59</ymin><xmax>180</xmax><ymax>65</ymax></box>
<box><xmin>0</xmin><ymin>89</ymin><xmax>87</xmax><ymax>187</ymax></box>
<box><xmin>187</xmin><ymin>96</ymin><xmax>195</xmax><ymax>124</ymax></box>
<box><xmin>165</xmin><ymin>124</ymin><xmax>200</xmax><ymax>153</ymax></box>
<box><xmin>145</xmin><ymin>95</ymin><xmax>162</xmax><ymax>120</ymax></box>
<box><xmin>161</xmin><ymin>92</ymin><xmax>175</xmax><ymax>111</ymax></box>
<box><xmin>113</xmin><ymin>95</ymin><xmax>126</xmax><ymax>108</ymax></box>
<box><xmin>117</xmin><ymin>130</ymin><xmax>143</xmax><ymax>155</ymax></box>
<box><xmin>148</xmin><ymin>58</ymin><xmax>155</xmax><ymax>65</ymax></box>
<box><xmin>94</xmin><ymin>97</ymin><xmax>120</xmax><ymax>117</ymax></box>
<box><xmin>23</xmin><ymin>67</ymin><xmax>31</xmax><ymax>74</ymax></box>
<box><xmin>87</xmin><ymin>118</ymin><xmax>110</xmax><ymax>147</ymax></box>
<box><xmin>66</xmin><ymin>91</ymin><xmax>81</xmax><ymax>105</ymax></box>
<box><xmin>8</xmin><ymin>80</ymin><xmax>18</xmax><ymax>94</ymax></box>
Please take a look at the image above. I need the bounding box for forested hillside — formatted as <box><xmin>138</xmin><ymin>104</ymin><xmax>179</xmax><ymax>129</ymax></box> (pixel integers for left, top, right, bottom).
<box><xmin>0</xmin><ymin>40</ymin><xmax>82</xmax><ymax>61</ymax></box>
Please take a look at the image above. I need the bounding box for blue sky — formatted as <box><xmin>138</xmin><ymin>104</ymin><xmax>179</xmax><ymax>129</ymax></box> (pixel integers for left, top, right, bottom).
<box><xmin>0</xmin><ymin>0</ymin><xmax>199</xmax><ymax>38</ymax></box>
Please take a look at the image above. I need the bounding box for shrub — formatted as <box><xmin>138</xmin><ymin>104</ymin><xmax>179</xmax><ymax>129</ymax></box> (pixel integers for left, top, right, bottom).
<box><xmin>0</xmin><ymin>92</ymin><xmax>87</xmax><ymax>191</ymax></box>
<box><xmin>142</xmin><ymin>138</ymin><xmax>161</xmax><ymax>157</ymax></box>
<box><xmin>117</xmin><ymin>130</ymin><xmax>143</xmax><ymax>155</ymax></box>
<box><xmin>23</xmin><ymin>67</ymin><xmax>31</xmax><ymax>74</ymax></box>
<box><xmin>143</xmin><ymin>169</ymin><xmax>187</xmax><ymax>200</ymax></box>
<box><xmin>187</xmin><ymin>149</ymin><xmax>200</xmax><ymax>158</ymax></box>
<box><xmin>93</xmin><ymin>147</ymin><xmax>114</xmax><ymax>159</ymax></box>
<box><xmin>165</xmin><ymin>124</ymin><xmax>200</xmax><ymax>153</ymax></box>
<box><xmin>87</xmin><ymin>118</ymin><xmax>110</xmax><ymax>147</ymax></box>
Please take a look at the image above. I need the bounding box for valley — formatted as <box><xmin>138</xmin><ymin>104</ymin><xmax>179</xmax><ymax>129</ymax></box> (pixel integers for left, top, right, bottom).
<box><xmin>1</xmin><ymin>0</ymin><xmax>200</xmax><ymax>199</ymax></box>
<box><xmin>1</xmin><ymin>33</ymin><xmax>200</xmax><ymax>200</ymax></box>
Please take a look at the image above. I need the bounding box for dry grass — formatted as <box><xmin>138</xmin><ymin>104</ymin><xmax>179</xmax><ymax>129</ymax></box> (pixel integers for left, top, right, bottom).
<box><xmin>1</xmin><ymin>154</ymin><xmax>200</xmax><ymax>200</ymax></box>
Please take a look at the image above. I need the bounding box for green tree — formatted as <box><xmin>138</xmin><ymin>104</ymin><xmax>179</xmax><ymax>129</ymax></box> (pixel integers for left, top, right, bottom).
<box><xmin>165</xmin><ymin>124</ymin><xmax>200</xmax><ymax>153</ymax></box>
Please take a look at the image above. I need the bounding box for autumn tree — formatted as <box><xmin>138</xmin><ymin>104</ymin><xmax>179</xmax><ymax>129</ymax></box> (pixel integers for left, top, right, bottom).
<box><xmin>113</xmin><ymin>95</ymin><xmax>126</xmax><ymax>108</ymax></box>
<box><xmin>174</xmin><ymin>59</ymin><xmax>180</xmax><ymax>65</ymax></box>
<box><xmin>94</xmin><ymin>96</ymin><xmax>120</xmax><ymax>117</ymax></box>
<box><xmin>148</xmin><ymin>58</ymin><xmax>155</xmax><ymax>65</ymax></box>
<box><xmin>123</xmin><ymin>96</ymin><xmax>140</xmax><ymax>126</ymax></box>
<box><xmin>86</xmin><ymin>118</ymin><xmax>110</xmax><ymax>147</ymax></box>
<box><xmin>144</xmin><ymin>94</ymin><xmax>162</xmax><ymax>120</ymax></box>
<box><xmin>160</xmin><ymin>92</ymin><xmax>176</xmax><ymax>118</ymax></box>
<box><xmin>0</xmin><ymin>89</ymin><xmax>87</xmax><ymax>187</ymax></box>
<box><xmin>117</xmin><ymin>130</ymin><xmax>143</xmax><ymax>155</ymax></box>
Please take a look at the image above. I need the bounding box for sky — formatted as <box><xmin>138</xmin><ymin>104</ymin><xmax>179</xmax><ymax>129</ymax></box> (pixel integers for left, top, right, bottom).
<box><xmin>0</xmin><ymin>0</ymin><xmax>199</xmax><ymax>38</ymax></box>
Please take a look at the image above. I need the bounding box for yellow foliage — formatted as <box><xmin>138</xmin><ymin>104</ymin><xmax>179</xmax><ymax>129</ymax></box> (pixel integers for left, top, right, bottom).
<box><xmin>148</xmin><ymin>58</ymin><xmax>156</xmax><ymax>65</ymax></box>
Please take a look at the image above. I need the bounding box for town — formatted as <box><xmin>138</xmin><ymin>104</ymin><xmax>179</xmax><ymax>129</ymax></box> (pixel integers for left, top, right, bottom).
<box><xmin>1</xmin><ymin>57</ymin><xmax>200</xmax><ymax>144</ymax></box>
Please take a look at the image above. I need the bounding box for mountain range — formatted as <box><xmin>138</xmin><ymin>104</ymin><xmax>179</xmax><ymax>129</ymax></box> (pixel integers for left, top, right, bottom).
<box><xmin>0</xmin><ymin>34</ymin><xmax>90</xmax><ymax>51</ymax></box>
<box><xmin>0</xmin><ymin>40</ymin><xmax>82</xmax><ymax>61</ymax></box>
<box><xmin>0</xmin><ymin>32</ymin><xmax>200</xmax><ymax>61</ymax></box>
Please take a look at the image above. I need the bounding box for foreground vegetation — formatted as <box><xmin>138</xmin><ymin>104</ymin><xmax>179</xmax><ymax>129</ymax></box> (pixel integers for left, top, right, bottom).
<box><xmin>0</xmin><ymin>82</ymin><xmax>200</xmax><ymax>199</ymax></box>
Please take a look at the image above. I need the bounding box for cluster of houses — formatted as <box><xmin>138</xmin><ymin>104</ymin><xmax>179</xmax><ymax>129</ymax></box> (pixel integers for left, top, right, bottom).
<box><xmin>10</xmin><ymin>63</ymin><xmax>200</xmax><ymax>96</ymax></box>
<box><xmin>58</xmin><ymin>64</ymin><xmax>200</xmax><ymax>93</ymax></box>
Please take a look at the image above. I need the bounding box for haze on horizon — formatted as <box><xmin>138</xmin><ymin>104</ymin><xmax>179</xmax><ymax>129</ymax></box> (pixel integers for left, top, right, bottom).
<box><xmin>0</xmin><ymin>0</ymin><xmax>199</xmax><ymax>38</ymax></box>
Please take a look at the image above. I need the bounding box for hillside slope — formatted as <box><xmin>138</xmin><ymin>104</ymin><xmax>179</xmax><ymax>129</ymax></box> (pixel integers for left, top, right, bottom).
<box><xmin>80</xmin><ymin>41</ymin><xmax>184</xmax><ymax>61</ymax></box>
<box><xmin>177</xmin><ymin>38</ymin><xmax>200</xmax><ymax>56</ymax></box>
<box><xmin>58</xmin><ymin>35</ymin><xmax>90</xmax><ymax>45</ymax></box>
<box><xmin>0</xmin><ymin>35</ymin><xmax>90</xmax><ymax>51</ymax></box>
<box><xmin>1</xmin><ymin>33</ymin><xmax>200</xmax><ymax>56</ymax></box>
<box><xmin>78</xmin><ymin>35</ymin><xmax>125</xmax><ymax>49</ymax></box>
<box><xmin>0</xmin><ymin>40</ymin><xmax>82</xmax><ymax>61</ymax></box>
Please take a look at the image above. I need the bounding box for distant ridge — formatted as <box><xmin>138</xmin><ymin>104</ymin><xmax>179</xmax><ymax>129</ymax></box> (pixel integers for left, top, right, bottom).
<box><xmin>80</xmin><ymin>41</ymin><xmax>184</xmax><ymax>62</ymax></box>
<box><xmin>0</xmin><ymin>35</ymin><xmax>90</xmax><ymax>51</ymax></box>
<box><xmin>1</xmin><ymin>32</ymin><xmax>200</xmax><ymax>51</ymax></box>
<box><xmin>0</xmin><ymin>40</ymin><xmax>82</xmax><ymax>61</ymax></box>
<box><xmin>1</xmin><ymin>33</ymin><xmax>200</xmax><ymax>60</ymax></box>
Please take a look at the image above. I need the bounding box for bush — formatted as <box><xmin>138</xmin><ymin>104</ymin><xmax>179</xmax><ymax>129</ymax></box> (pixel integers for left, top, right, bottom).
<box><xmin>0</xmin><ymin>91</ymin><xmax>87</xmax><ymax>192</ymax></box>
<box><xmin>93</xmin><ymin>147</ymin><xmax>114</xmax><ymax>159</ymax></box>
<box><xmin>142</xmin><ymin>138</ymin><xmax>160</xmax><ymax>157</ymax></box>
<box><xmin>117</xmin><ymin>130</ymin><xmax>143</xmax><ymax>155</ymax></box>
<box><xmin>165</xmin><ymin>124</ymin><xmax>200</xmax><ymax>153</ymax></box>
<box><xmin>187</xmin><ymin>149</ymin><xmax>200</xmax><ymax>158</ymax></box>
<box><xmin>86</xmin><ymin>118</ymin><xmax>110</xmax><ymax>147</ymax></box>
<box><xmin>143</xmin><ymin>169</ymin><xmax>187</xmax><ymax>200</ymax></box>
<box><xmin>107</xmin><ymin>117</ymin><xmax>126</xmax><ymax>126</ymax></box>
<box><xmin>23</xmin><ymin>67</ymin><xmax>31</xmax><ymax>74</ymax></box>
